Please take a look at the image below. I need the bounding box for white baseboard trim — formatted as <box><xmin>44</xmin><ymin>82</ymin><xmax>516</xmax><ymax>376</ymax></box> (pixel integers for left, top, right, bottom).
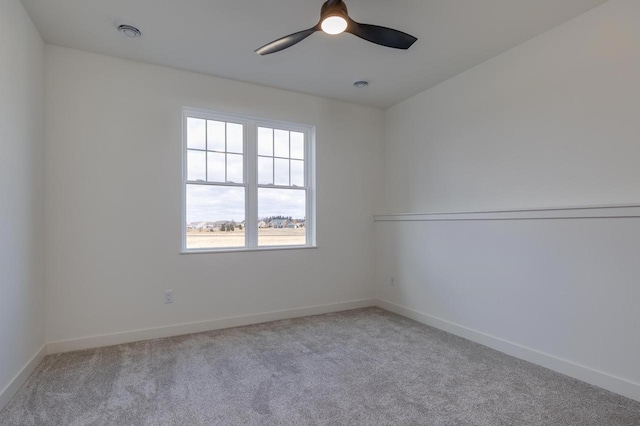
<box><xmin>47</xmin><ymin>299</ymin><xmax>376</xmax><ymax>354</ymax></box>
<box><xmin>376</xmin><ymin>299</ymin><xmax>640</xmax><ymax>403</ymax></box>
<box><xmin>9</xmin><ymin>299</ymin><xmax>636</xmax><ymax>412</ymax></box>
<box><xmin>0</xmin><ymin>345</ymin><xmax>47</xmax><ymax>413</ymax></box>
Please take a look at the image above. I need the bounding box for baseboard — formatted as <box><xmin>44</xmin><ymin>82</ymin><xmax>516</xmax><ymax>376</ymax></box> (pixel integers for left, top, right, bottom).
<box><xmin>0</xmin><ymin>345</ymin><xmax>47</xmax><ymax>413</ymax></box>
<box><xmin>14</xmin><ymin>299</ymin><xmax>637</xmax><ymax>411</ymax></box>
<box><xmin>376</xmin><ymin>299</ymin><xmax>640</xmax><ymax>403</ymax></box>
<box><xmin>47</xmin><ymin>299</ymin><xmax>376</xmax><ymax>354</ymax></box>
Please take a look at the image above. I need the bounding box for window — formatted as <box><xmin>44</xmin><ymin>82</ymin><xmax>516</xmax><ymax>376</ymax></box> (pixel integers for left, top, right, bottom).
<box><xmin>182</xmin><ymin>108</ymin><xmax>315</xmax><ymax>252</ymax></box>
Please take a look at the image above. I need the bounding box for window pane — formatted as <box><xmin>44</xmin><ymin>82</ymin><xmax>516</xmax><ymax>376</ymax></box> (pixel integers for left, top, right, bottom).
<box><xmin>290</xmin><ymin>132</ymin><xmax>304</xmax><ymax>159</ymax></box>
<box><xmin>207</xmin><ymin>120</ymin><xmax>225</xmax><ymax>152</ymax></box>
<box><xmin>274</xmin><ymin>158</ymin><xmax>289</xmax><ymax>186</ymax></box>
<box><xmin>258</xmin><ymin>127</ymin><xmax>273</xmax><ymax>156</ymax></box>
<box><xmin>291</xmin><ymin>160</ymin><xmax>304</xmax><ymax>187</ymax></box>
<box><xmin>187</xmin><ymin>150</ymin><xmax>206</xmax><ymax>181</ymax></box>
<box><xmin>227</xmin><ymin>154</ymin><xmax>243</xmax><ymax>183</ymax></box>
<box><xmin>187</xmin><ymin>118</ymin><xmax>206</xmax><ymax>150</ymax></box>
<box><xmin>207</xmin><ymin>152</ymin><xmax>225</xmax><ymax>182</ymax></box>
<box><xmin>258</xmin><ymin>157</ymin><xmax>273</xmax><ymax>185</ymax></box>
<box><xmin>227</xmin><ymin>123</ymin><xmax>243</xmax><ymax>154</ymax></box>
<box><xmin>274</xmin><ymin>129</ymin><xmax>289</xmax><ymax>158</ymax></box>
<box><xmin>258</xmin><ymin>188</ymin><xmax>306</xmax><ymax>246</ymax></box>
<box><xmin>186</xmin><ymin>185</ymin><xmax>245</xmax><ymax>249</ymax></box>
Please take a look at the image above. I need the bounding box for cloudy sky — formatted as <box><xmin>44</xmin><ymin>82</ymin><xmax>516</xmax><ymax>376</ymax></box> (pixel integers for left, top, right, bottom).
<box><xmin>186</xmin><ymin>185</ymin><xmax>306</xmax><ymax>223</ymax></box>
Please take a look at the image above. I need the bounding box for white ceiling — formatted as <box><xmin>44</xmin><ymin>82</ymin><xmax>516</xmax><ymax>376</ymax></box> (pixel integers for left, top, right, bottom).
<box><xmin>22</xmin><ymin>0</ymin><xmax>608</xmax><ymax>108</ymax></box>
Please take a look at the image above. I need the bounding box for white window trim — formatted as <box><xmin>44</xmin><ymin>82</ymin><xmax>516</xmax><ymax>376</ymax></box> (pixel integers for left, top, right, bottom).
<box><xmin>181</xmin><ymin>107</ymin><xmax>317</xmax><ymax>254</ymax></box>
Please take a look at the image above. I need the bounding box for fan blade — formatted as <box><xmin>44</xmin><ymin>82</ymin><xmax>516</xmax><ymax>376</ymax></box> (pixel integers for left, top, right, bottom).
<box><xmin>346</xmin><ymin>20</ymin><xmax>417</xmax><ymax>50</ymax></box>
<box><xmin>255</xmin><ymin>28</ymin><xmax>318</xmax><ymax>55</ymax></box>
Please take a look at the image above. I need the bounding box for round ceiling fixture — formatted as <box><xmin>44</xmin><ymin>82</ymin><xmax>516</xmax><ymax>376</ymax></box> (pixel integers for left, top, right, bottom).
<box><xmin>117</xmin><ymin>24</ymin><xmax>142</xmax><ymax>38</ymax></box>
<box><xmin>353</xmin><ymin>80</ymin><xmax>369</xmax><ymax>88</ymax></box>
<box><xmin>321</xmin><ymin>16</ymin><xmax>348</xmax><ymax>35</ymax></box>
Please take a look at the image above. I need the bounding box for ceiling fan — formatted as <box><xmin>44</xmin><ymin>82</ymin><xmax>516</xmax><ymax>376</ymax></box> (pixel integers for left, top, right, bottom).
<box><xmin>255</xmin><ymin>0</ymin><xmax>417</xmax><ymax>55</ymax></box>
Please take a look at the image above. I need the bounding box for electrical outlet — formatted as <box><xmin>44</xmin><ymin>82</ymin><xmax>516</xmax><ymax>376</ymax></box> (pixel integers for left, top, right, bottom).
<box><xmin>390</xmin><ymin>276</ymin><xmax>396</xmax><ymax>287</ymax></box>
<box><xmin>164</xmin><ymin>290</ymin><xmax>174</xmax><ymax>304</ymax></box>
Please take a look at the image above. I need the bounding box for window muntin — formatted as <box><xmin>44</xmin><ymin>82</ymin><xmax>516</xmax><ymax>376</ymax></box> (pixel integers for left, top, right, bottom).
<box><xmin>183</xmin><ymin>109</ymin><xmax>315</xmax><ymax>252</ymax></box>
<box><xmin>257</xmin><ymin>127</ymin><xmax>305</xmax><ymax>187</ymax></box>
<box><xmin>187</xmin><ymin>117</ymin><xmax>244</xmax><ymax>185</ymax></box>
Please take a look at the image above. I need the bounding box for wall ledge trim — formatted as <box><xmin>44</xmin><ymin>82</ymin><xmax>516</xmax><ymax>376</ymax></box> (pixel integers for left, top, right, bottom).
<box><xmin>374</xmin><ymin>203</ymin><xmax>640</xmax><ymax>222</ymax></box>
<box><xmin>376</xmin><ymin>299</ymin><xmax>640</xmax><ymax>402</ymax></box>
<box><xmin>47</xmin><ymin>299</ymin><xmax>376</xmax><ymax>354</ymax></box>
<box><xmin>0</xmin><ymin>345</ymin><xmax>47</xmax><ymax>413</ymax></box>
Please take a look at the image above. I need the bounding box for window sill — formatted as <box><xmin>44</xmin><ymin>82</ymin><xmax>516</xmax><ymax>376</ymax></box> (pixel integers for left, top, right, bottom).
<box><xmin>180</xmin><ymin>245</ymin><xmax>319</xmax><ymax>255</ymax></box>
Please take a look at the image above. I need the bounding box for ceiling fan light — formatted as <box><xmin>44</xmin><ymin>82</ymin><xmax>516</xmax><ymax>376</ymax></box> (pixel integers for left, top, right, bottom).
<box><xmin>321</xmin><ymin>16</ymin><xmax>348</xmax><ymax>35</ymax></box>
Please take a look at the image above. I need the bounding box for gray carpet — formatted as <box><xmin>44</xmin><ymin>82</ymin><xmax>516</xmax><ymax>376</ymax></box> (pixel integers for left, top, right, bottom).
<box><xmin>1</xmin><ymin>308</ymin><xmax>639</xmax><ymax>425</ymax></box>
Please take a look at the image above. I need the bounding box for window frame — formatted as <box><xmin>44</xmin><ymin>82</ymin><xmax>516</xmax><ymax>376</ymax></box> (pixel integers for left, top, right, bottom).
<box><xmin>181</xmin><ymin>107</ymin><xmax>316</xmax><ymax>254</ymax></box>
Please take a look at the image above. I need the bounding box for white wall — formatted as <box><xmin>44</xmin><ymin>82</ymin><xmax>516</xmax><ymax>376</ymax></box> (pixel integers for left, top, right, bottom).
<box><xmin>0</xmin><ymin>0</ymin><xmax>45</xmax><ymax>404</ymax></box>
<box><xmin>377</xmin><ymin>0</ymin><xmax>640</xmax><ymax>400</ymax></box>
<box><xmin>44</xmin><ymin>45</ymin><xmax>383</xmax><ymax>345</ymax></box>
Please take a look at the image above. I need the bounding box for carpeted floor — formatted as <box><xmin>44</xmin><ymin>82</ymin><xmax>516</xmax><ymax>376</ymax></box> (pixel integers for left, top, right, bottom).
<box><xmin>1</xmin><ymin>308</ymin><xmax>639</xmax><ymax>425</ymax></box>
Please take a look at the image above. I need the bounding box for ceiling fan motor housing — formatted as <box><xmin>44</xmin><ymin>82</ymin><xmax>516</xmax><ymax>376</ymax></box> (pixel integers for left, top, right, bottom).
<box><xmin>320</xmin><ymin>0</ymin><xmax>349</xmax><ymax>25</ymax></box>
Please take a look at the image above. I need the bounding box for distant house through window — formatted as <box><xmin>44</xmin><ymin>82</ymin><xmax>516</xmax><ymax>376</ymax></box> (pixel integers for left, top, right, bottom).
<box><xmin>182</xmin><ymin>108</ymin><xmax>315</xmax><ymax>252</ymax></box>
